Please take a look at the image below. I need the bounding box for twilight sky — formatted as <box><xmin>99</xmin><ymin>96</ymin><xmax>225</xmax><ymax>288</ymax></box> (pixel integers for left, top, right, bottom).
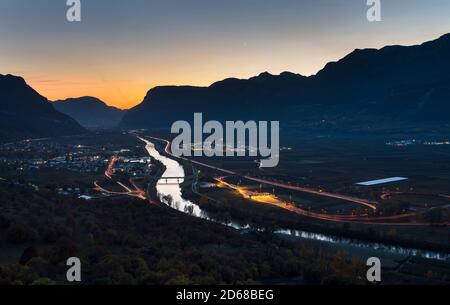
<box><xmin>1</xmin><ymin>0</ymin><xmax>449</xmax><ymax>109</ymax></box>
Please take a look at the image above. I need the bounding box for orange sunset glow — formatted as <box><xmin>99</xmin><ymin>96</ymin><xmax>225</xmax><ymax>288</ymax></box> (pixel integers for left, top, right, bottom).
<box><xmin>1</xmin><ymin>0</ymin><xmax>450</xmax><ymax>109</ymax></box>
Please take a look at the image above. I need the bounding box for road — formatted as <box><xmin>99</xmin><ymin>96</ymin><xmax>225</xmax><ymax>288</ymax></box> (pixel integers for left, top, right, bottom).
<box><xmin>145</xmin><ymin>135</ymin><xmax>377</xmax><ymax>209</ymax></box>
<box><xmin>242</xmin><ymin>176</ymin><xmax>377</xmax><ymax>210</ymax></box>
<box><xmin>105</xmin><ymin>156</ymin><xmax>118</xmax><ymax>179</ymax></box>
<box><xmin>215</xmin><ymin>176</ymin><xmax>419</xmax><ymax>225</ymax></box>
<box><xmin>142</xmin><ymin>135</ymin><xmax>448</xmax><ymax>226</ymax></box>
<box><xmin>95</xmin><ymin>155</ymin><xmax>156</xmax><ymax>203</ymax></box>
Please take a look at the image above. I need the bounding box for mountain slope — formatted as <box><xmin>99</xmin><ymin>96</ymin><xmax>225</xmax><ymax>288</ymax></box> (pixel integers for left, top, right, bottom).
<box><xmin>121</xmin><ymin>33</ymin><xmax>450</xmax><ymax>134</ymax></box>
<box><xmin>122</xmin><ymin>71</ymin><xmax>308</xmax><ymax>128</ymax></box>
<box><xmin>53</xmin><ymin>97</ymin><xmax>125</xmax><ymax>129</ymax></box>
<box><xmin>0</xmin><ymin>74</ymin><xmax>86</xmax><ymax>142</ymax></box>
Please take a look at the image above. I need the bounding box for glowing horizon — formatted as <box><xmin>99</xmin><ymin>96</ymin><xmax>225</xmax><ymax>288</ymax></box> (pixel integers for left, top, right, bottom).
<box><xmin>1</xmin><ymin>0</ymin><xmax>450</xmax><ymax>109</ymax></box>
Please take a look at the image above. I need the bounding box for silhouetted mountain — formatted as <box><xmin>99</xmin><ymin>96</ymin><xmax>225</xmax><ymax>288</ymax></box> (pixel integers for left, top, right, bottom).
<box><xmin>121</xmin><ymin>34</ymin><xmax>450</xmax><ymax>135</ymax></box>
<box><xmin>0</xmin><ymin>74</ymin><xmax>86</xmax><ymax>142</ymax></box>
<box><xmin>53</xmin><ymin>97</ymin><xmax>125</xmax><ymax>129</ymax></box>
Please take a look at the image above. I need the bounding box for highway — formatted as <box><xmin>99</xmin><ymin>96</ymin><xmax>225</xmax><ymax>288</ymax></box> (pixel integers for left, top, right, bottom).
<box><xmin>105</xmin><ymin>156</ymin><xmax>118</xmax><ymax>179</ymax></box>
<box><xmin>95</xmin><ymin>156</ymin><xmax>156</xmax><ymax>203</ymax></box>
<box><xmin>144</xmin><ymin>135</ymin><xmax>377</xmax><ymax>210</ymax></box>
<box><xmin>215</xmin><ymin>176</ymin><xmax>418</xmax><ymax>225</ymax></box>
<box><xmin>141</xmin><ymin>135</ymin><xmax>448</xmax><ymax>226</ymax></box>
<box><xmin>242</xmin><ymin>176</ymin><xmax>377</xmax><ymax>210</ymax></box>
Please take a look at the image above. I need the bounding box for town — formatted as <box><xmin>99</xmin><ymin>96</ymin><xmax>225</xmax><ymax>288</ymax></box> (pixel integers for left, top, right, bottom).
<box><xmin>0</xmin><ymin>134</ymin><xmax>152</xmax><ymax>200</ymax></box>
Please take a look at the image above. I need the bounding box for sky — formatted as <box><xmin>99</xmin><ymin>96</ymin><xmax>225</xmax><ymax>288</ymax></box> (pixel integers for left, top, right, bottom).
<box><xmin>1</xmin><ymin>0</ymin><xmax>449</xmax><ymax>109</ymax></box>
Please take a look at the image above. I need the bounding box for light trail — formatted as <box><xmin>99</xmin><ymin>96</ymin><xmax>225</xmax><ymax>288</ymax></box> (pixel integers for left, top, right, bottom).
<box><xmin>105</xmin><ymin>156</ymin><xmax>118</xmax><ymax>179</ymax></box>
<box><xmin>214</xmin><ymin>177</ymin><xmax>418</xmax><ymax>225</ymax></box>
<box><xmin>143</xmin><ymin>135</ymin><xmax>377</xmax><ymax>209</ymax></box>
<box><xmin>95</xmin><ymin>153</ymin><xmax>157</xmax><ymax>204</ymax></box>
<box><xmin>140</xmin><ymin>135</ymin><xmax>449</xmax><ymax>226</ymax></box>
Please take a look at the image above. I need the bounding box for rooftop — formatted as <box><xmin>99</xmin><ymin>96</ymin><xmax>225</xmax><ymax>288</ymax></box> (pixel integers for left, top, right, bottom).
<box><xmin>356</xmin><ymin>177</ymin><xmax>408</xmax><ymax>186</ymax></box>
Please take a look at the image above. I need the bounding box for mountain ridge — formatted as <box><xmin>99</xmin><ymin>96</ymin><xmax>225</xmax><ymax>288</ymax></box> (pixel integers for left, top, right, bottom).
<box><xmin>0</xmin><ymin>74</ymin><xmax>86</xmax><ymax>142</ymax></box>
<box><xmin>121</xmin><ymin>33</ymin><xmax>450</xmax><ymax>134</ymax></box>
<box><xmin>53</xmin><ymin>96</ymin><xmax>125</xmax><ymax>129</ymax></box>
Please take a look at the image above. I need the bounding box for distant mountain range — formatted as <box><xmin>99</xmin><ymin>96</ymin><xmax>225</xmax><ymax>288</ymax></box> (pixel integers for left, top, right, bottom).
<box><xmin>53</xmin><ymin>97</ymin><xmax>125</xmax><ymax>129</ymax></box>
<box><xmin>2</xmin><ymin>34</ymin><xmax>450</xmax><ymax>142</ymax></box>
<box><xmin>0</xmin><ymin>74</ymin><xmax>86</xmax><ymax>143</ymax></box>
<box><xmin>121</xmin><ymin>33</ymin><xmax>450</xmax><ymax>136</ymax></box>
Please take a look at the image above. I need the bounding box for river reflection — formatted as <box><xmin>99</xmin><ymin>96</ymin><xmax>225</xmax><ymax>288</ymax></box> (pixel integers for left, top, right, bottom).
<box><xmin>141</xmin><ymin>137</ymin><xmax>246</xmax><ymax>229</ymax></box>
<box><xmin>140</xmin><ymin>137</ymin><xmax>449</xmax><ymax>262</ymax></box>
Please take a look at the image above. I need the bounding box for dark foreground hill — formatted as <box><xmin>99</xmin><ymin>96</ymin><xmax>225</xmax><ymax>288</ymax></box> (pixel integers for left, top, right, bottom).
<box><xmin>0</xmin><ymin>74</ymin><xmax>86</xmax><ymax>142</ymax></box>
<box><xmin>53</xmin><ymin>97</ymin><xmax>125</xmax><ymax>129</ymax></box>
<box><xmin>121</xmin><ymin>33</ymin><xmax>450</xmax><ymax>136</ymax></box>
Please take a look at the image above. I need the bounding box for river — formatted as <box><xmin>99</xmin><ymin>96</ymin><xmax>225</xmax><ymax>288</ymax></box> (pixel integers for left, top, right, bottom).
<box><xmin>140</xmin><ymin>137</ymin><xmax>450</xmax><ymax>262</ymax></box>
<box><xmin>140</xmin><ymin>137</ymin><xmax>247</xmax><ymax>229</ymax></box>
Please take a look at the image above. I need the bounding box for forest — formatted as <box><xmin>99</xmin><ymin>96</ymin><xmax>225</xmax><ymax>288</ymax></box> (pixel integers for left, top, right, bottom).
<box><xmin>0</xmin><ymin>181</ymin><xmax>367</xmax><ymax>285</ymax></box>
